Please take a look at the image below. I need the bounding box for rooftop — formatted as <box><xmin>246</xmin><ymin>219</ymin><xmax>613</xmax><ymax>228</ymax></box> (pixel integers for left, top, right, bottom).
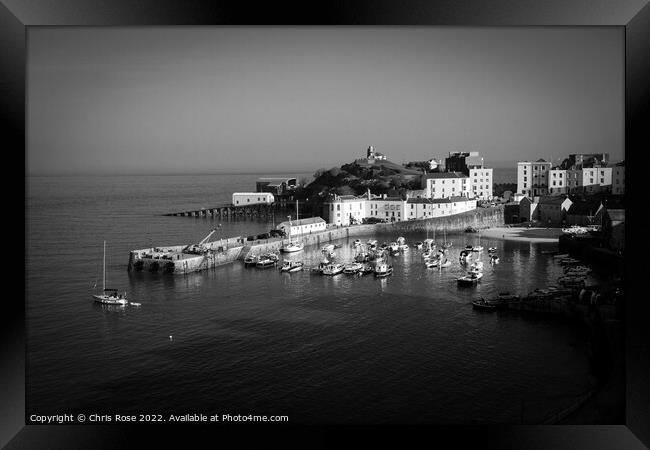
<box><xmin>277</xmin><ymin>217</ymin><xmax>326</xmax><ymax>228</ymax></box>
<box><xmin>567</xmin><ymin>200</ymin><xmax>603</xmax><ymax>215</ymax></box>
<box><xmin>538</xmin><ymin>196</ymin><xmax>571</xmax><ymax>205</ymax></box>
<box><xmin>422</xmin><ymin>171</ymin><xmax>468</xmax><ymax>179</ymax></box>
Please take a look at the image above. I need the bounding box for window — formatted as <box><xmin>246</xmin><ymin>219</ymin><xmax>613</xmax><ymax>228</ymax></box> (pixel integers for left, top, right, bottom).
<box><xmin>524</xmin><ymin>177</ymin><xmax>527</xmax><ymax>182</ymax></box>
<box><xmin>337</xmin><ymin>204</ymin><xmax>340</xmax><ymax>211</ymax></box>
<box><xmin>247</xmin><ymin>199</ymin><xmax>250</xmax><ymax>202</ymax></box>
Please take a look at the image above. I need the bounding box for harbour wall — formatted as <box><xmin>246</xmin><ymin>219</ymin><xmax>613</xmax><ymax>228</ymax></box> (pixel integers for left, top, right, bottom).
<box><xmin>129</xmin><ymin>206</ymin><xmax>505</xmax><ymax>272</ymax></box>
<box><xmin>241</xmin><ymin>207</ymin><xmax>505</xmax><ymax>257</ymax></box>
<box><xmin>128</xmin><ymin>241</ymin><xmax>245</xmax><ymax>274</ymax></box>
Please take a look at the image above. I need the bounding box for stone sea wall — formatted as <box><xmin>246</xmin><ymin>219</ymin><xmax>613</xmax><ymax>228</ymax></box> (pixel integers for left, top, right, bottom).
<box><xmin>242</xmin><ymin>207</ymin><xmax>505</xmax><ymax>256</ymax></box>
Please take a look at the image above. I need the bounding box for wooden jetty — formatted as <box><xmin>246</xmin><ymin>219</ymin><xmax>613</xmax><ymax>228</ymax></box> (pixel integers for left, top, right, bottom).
<box><xmin>164</xmin><ymin>202</ymin><xmax>284</xmax><ymax>218</ymax></box>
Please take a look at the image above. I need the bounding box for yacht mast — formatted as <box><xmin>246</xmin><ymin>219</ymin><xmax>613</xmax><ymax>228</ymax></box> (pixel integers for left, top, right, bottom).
<box><xmin>103</xmin><ymin>240</ymin><xmax>106</xmax><ymax>292</ymax></box>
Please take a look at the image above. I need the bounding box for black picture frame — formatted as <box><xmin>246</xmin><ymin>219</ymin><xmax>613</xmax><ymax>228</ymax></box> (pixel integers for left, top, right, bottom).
<box><xmin>6</xmin><ymin>1</ymin><xmax>649</xmax><ymax>447</ymax></box>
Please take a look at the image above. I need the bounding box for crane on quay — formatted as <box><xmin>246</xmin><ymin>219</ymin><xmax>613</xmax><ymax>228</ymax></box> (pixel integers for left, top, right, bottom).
<box><xmin>183</xmin><ymin>227</ymin><xmax>219</xmax><ymax>254</ymax></box>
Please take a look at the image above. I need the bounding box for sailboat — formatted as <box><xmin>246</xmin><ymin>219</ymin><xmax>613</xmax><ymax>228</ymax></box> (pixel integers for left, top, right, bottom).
<box><xmin>280</xmin><ymin>201</ymin><xmax>304</xmax><ymax>253</ymax></box>
<box><xmin>472</xmin><ymin>229</ymin><xmax>483</xmax><ymax>252</ymax></box>
<box><xmin>92</xmin><ymin>241</ymin><xmax>129</xmax><ymax>305</ymax></box>
<box><xmin>442</xmin><ymin>229</ymin><xmax>452</xmax><ymax>249</ymax></box>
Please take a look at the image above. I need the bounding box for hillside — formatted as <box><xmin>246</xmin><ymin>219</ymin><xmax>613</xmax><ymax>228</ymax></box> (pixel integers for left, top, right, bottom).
<box><xmin>297</xmin><ymin>158</ymin><xmax>424</xmax><ymax>201</ymax></box>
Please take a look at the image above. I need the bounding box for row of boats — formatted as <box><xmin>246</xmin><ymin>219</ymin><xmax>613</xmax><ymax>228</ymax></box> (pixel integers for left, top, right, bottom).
<box><xmin>472</xmin><ymin>252</ymin><xmax>593</xmax><ymax>310</ymax></box>
<box><xmin>246</xmin><ymin>233</ymin><xmax>503</xmax><ymax>285</ymax></box>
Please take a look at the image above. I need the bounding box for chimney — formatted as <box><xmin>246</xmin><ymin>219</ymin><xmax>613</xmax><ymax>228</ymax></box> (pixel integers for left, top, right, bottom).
<box><xmin>367</xmin><ymin>188</ymin><xmax>371</xmax><ymax>200</ymax></box>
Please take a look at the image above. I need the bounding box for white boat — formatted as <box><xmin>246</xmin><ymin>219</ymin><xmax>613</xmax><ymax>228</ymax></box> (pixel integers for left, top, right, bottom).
<box><xmin>489</xmin><ymin>255</ymin><xmax>500</xmax><ymax>264</ymax></box>
<box><xmin>343</xmin><ymin>262</ymin><xmax>363</xmax><ymax>274</ymax></box>
<box><xmin>488</xmin><ymin>247</ymin><xmax>497</xmax><ymax>253</ymax></box>
<box><xmin>243</xmin><ymin>254</ymin><xmax>258</xmax><ymax>267</ymax></box>
<box><xmin>353</xmin><ymin>239</ymin><xmax>362</xmax><ymax>247</ymax></box>
<box><xmin>438</xmin><ymin>259</ymin><xmax>451</xmax><ymax>268</ymax></box>
<box><xmin>280</xmin><ymin>203</ymin><xmax>304</xmax><ymax>253</ymax></box>
<box><xmin>457</xmin><ymin>271</ymin><xmax>483</xmax><ymax>286</ymax></box>
<box><xmin>92</xmin><ymin>241</ymin><xmax>129</xmax><ymax>306</ymax></box>
<box><xmin>321</xmin><ymin>244</ymin><xmax>335</xmax><ymax>252</ymax></box>
<box><xmin>553</xmin><ymin>253</ymin><xmax>570</xmax><ymax>259</ymax></box>
<box><xmin>423</xmin><ymin>238</ymin><xmax>436</xmax><ymax>251</ymax></box>
<box><xmin>281</xmin><ymin>242</ymin><xmax>304</xmax><ymax>253</ymax></box>
<box><xmin>470</xmin><ymin>260</ymin><xmax>484</xmax><ymax>271</ymax></box>
<box><xmin>322</xmin><ymin>263</ymin><xmax>344</xmax><ymax>276</ymax></box>
<box><xmin>374</xmin><ymin>263</ymin><xmax>393</xmax><ymax>277</ymax></box>
<box><xmin>280</xmin><ymin>261</ymin><xmax>304</xmax><ymax>273</ymax></box>
<box><xmin>472</xmin><ymin>230</ymin><xmax>483</xmax><ymax>252</ymax></box>
<box><xmin>414</xmin><ymin>241</ymin><xmax>423</xmax><ymax>250</ymax></box>
<box><xmin>256</xmin><ymin>254</ymin><xmax>277</xmax><ymax>268</ymax></box>
<box><xmin>425</xmin><ymin>259</ymin><xmax>439</xmax><ymax>268</ymax></box>
<box><xmin>442</xmin><ymin>229</ymin><xmax>452</xmax><ymax>248</ymax></box>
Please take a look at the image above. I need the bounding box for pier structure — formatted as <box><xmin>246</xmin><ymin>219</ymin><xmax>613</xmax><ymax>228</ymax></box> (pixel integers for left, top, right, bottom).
<box><xmin>163</xmin><ymin>200</ymin><xmax>307</xmax><ymax>219</ymax></box>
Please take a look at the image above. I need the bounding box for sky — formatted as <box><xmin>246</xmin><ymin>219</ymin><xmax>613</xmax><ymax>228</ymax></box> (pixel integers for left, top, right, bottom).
<box><xmin>27</xmin><ymin>27</ymin><xmax>624</xmax><ymax>175</ymax></box>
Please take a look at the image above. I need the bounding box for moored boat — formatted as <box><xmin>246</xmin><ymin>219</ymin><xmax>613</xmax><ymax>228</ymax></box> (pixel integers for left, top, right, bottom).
<box><xmin>472</xmin><ymin>298</ymin><xmax>498</xmax><ymax>310</ymax></box>
<box><xmin>92</xmin><ymin>241</ymin><xmax>129</xmax><ymax>306</ymax></box>
<box><xmin>343</xmin><ymin>262</ymin><xmax>363</xmax><ymax>274</ymax></box>
<box><xmin>256</xmin><ymin>254</ymin><xmax>278</xmax><ymax>268</ymax></box>
<box><xmin>457</xmin><ymin>271</ymin><xmax>483</xmax><ymax>286</ymax></box>
<box><xmin>280</xmin><ymin>261</ymin><xmax>304</xmax><ymax>273</ymax></box>
<box><xmin>374</xmin><ymin>263</ymin><xmax>393</xmax><ymax>278</ymax></box>
<box><xmin>280</xmin><ymin>242</ymin><xmax>304</xmax><ymax>253</ymax></box>
<box><xmin>244</xmin><ymin>254</ymin><xmax>258</xmax><ymax>267</ymax></box>
<box><xmin>322</xmin><ymin>263</ymin><xmax>344</xmax><ymax>276</ymax></box>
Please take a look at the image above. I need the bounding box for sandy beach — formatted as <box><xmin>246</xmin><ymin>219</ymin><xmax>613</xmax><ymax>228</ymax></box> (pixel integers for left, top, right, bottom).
<box><xmin>480</xmin><ymin>227</ymin><xmax>564</xmax><ymax>243</ymax></box>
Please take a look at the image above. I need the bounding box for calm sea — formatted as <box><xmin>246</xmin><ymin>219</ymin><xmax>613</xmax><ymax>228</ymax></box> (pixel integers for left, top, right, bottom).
<box><xmin>26</xmin><ymin>173</ymin><xmax>600</xmax><ymax>424</ymax></box>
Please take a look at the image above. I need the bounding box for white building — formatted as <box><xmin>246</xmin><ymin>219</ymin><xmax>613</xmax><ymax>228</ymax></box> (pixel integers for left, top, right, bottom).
<box><xmin>468</xmin><ymin>167</ymin><xmax>493</xmax><ymax>200</ymax></box>
<box><xmin>566</xmin><ymin>167</ymin><xmax>612</xmax><ymax>194</ymax></box>
<box><xmin>406</xmin><ymin>197</ymin><xmax>476</xmax><ymax>220</ymax></box>
<box><xmin>276</xmin><ymin>217</ymin><xmax>326</xmax><ymax>236</ymax></box>
<box><xmin>365</xmin><ymin>197</ymin><xmax>407</xmax><ymax>223</ymax></box>
<box><xmin>421</xmin><ymin>172</ymin><xmax>471</xmax><ymax>199</ymax></box>
<box><xmin>517</xmin><ymin>159</ymin><xmax>552</xmax><ymax>198</ymax></box>
<box><xmin>548</xmin><ymin>168</ymin><xmax>568</xmax><ymax>195</ymax></box>
<box><xmin>232</xmin><ymin>192</ymin><xmax>274</xmax><ymax>206</ymax></box>
<box><xmin>325</xmin><ymin>194</ymin><xmax>477</xmax><ymax>225</ymax></box>
<box><xmin>612</xmin><ymin>163</ymin><xmax>625</xmax><ymax>195</ymax></box>
<box><xmin>326</xmin><ymin>195</ymin><xmax>368</xmax><ymax>226</ymax></box>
